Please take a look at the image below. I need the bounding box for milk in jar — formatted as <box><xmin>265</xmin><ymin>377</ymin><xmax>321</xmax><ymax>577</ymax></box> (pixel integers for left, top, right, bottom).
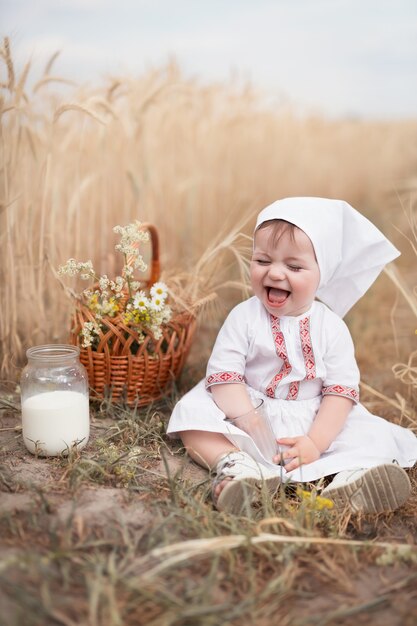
<box><xmin>20</xmin><ymin>345</ymin><xmax>90</xmax><ymax>456</ymax></box>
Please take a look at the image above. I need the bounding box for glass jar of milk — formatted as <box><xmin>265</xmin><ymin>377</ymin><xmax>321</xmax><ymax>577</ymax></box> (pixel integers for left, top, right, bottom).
<box><xmin>20</xmin><ymin>345</ymin><xmax>90</xmax><ymax>456</ymax></box>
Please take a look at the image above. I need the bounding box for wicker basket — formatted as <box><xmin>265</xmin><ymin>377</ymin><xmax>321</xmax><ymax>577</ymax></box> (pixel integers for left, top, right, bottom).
<box><xmin>69</xmin><ymin>224</ymin><xmax>196</xmax><ymax>405</ymax></box>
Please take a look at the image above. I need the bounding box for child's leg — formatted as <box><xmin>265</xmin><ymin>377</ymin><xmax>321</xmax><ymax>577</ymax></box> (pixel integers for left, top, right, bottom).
<box><xmin>180</xmin><ymin>430</ymin><xmax>240</xmax><ymax>505</ymax></box>
<box><xmin>180</xmin><ymin>430</ymin><xmax>280</xmax><ymax>515</ymax></box>
<box><xmin>180</xmin><ymin>430</ymin><xmax>238</xmax><ymax>469</ymax></box>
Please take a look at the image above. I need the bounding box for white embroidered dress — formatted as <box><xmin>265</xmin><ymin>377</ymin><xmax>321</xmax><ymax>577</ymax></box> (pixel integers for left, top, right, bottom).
<box><xmin>167</xmin><ymin>297</ymin><xmax>417</xmax><ymax>482</ymax></box>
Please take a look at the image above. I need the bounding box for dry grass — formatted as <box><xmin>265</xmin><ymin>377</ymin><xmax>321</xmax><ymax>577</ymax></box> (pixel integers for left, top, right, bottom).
<box><xmin>1</xmin><ymin>36</ymin><xmax>417</xmax><ymax>625</ymax></box>
<box><xmin>1</xmin><ymin>394</ymin><xmax>416</xmax><ymax>626</ymax></box>
<box><xmin>1</xmin><ymin>36</ymin><xmax>417</xmax><ymax>379</ymax></box>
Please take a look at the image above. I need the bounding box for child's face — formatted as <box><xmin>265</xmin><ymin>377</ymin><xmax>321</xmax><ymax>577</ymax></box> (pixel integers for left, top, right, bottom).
<box><xmin>250</xmin><ymin>224</ymin><xmax>320</xmax><ymax>317</ymax></box>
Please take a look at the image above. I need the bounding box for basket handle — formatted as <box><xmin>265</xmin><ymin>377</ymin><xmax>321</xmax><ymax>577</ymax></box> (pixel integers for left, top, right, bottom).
<box><xmin>142</xmin><ymin>223</ymin><xmax>160</xmax><ymax>286</ymax></box>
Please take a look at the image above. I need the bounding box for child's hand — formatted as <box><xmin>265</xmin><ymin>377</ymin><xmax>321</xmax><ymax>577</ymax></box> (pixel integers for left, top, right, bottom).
<box><xmin>274</xmin><ymin>436</ymin><xmax>320</xmax><ymax>472</ymax></box>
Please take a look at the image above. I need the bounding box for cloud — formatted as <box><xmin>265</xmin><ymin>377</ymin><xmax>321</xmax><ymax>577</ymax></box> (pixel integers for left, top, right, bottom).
<box><xmin>2</xmin><ymin>0</ymin><xmax>417</xmax><ymax>118</ymax></box>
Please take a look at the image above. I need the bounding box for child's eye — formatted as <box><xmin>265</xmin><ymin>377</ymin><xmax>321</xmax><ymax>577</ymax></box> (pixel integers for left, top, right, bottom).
<box><xmin>288</xmin><ymin>265</ymin><xmax>302</xmax><ymax>272</ymax></box>
<box><xmin>254</xmin><ymin>259</ymin><xmax>269</xmax><ymax>265</ymax></box>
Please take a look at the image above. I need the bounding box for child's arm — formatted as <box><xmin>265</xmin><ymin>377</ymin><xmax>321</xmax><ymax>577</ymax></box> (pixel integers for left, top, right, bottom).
<box><xmin>308</xmin><ymin>395</ymin><xmax>354</xmax><ymax>451</ymax></box>
<box><xmin>211</xmin><ymin>383</ymin><xmax>254</xmax><ymax>418</ymax></box>
<box><xmin>277</xmin><ymin>395</ymin><xmax>354</xmax><ymax>472</ymax></box>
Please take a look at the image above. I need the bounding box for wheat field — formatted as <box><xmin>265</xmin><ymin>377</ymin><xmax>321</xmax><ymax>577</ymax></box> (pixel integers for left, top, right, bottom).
<box><xmin>1</xmin><ymin>36</ymin><xmax>417</xmax><ymax>386</ymax></box>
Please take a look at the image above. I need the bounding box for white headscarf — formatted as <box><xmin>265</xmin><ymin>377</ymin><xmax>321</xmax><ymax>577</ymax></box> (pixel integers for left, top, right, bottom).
<box><xmin>255</xmin><ymin>197</ymin><xmax>400</xmax><ymax>318</ymax></box>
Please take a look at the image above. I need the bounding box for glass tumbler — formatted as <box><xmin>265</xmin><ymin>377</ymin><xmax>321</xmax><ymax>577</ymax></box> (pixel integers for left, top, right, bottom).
<box><xmin>224</xmin><ymin>399</ymin><xmax>278</xmax><ymax>462</ymax></box>
<box><xmin>20</xmin><ymin>345</ymin><xmax>90</xmax><ymax>456</ymax></box>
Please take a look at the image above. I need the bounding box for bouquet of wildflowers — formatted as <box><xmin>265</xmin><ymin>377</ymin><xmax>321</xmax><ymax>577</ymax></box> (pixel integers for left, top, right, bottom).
<box><xmin>58</xmin><ymin>221</ymin><xmax>172</xmax><ymax>350</ymax></box>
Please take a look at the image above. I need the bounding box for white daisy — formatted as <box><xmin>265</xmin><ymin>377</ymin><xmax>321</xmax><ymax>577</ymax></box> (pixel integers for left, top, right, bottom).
<box><xmin>150</xmin><ymin>282</ymin><xmax>168</xmax><ymax>300</ymax></box>
<box><xmin>133</xmin><ymin>291</ymin><xmax>150</xmax><ymax>311</ymax></box>
<box><xmin>150</xmin><ymin>296</ymin><xmax>164</xmax><ymax>312</ymax></box>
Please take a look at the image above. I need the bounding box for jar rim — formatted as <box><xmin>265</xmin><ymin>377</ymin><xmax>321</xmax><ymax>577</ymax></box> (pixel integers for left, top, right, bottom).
<box><xmin>26</xmin><ymin>344</ymin><xmax>80</xmax><ymax>361</ymax></box>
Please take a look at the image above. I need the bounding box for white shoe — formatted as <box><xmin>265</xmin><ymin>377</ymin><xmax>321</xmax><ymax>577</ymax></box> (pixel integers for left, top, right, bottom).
<box><xmin>212</xmin><ymin>451</ymin><xmax>280</xmax><ymax>516</ymax></box>
<box><xmin>321</xmin><ymin>463</ymin><xmax>411</xmax><ymax>514</ymax></box>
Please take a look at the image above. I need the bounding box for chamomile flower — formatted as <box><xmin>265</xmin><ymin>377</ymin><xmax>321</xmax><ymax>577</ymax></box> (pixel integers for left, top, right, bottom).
<box><xmin>133</xmin><ymin>291</ymin><xmax>150</xmax><ymax>311</ymax></box>
<box><xmin>58</xmin><ymin>221</ymin><xmax>173</xmax><ymax>348</ymax></box>
<box><xmin>150</xmin><ymin>296</ymin><xmax>164</xmax><ymax>312</ymax></box>
<box><xmin>150</xmin><ymin>282</ymin><xmax>168</xmax><ymax>300</ymax></box>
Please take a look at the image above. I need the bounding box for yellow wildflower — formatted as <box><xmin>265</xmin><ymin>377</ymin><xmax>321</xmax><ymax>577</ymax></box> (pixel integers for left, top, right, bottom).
<box><xmin>297</xmin><ymin>487</ymin><xmax>334</xmax><ymax>510</ymax></box>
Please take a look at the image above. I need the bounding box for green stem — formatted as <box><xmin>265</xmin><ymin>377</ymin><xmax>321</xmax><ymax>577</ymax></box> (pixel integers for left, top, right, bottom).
<box><xmin>124</xmin><ymin>254</ymin><xmax>133</xmax><ymax>299</ymax></box>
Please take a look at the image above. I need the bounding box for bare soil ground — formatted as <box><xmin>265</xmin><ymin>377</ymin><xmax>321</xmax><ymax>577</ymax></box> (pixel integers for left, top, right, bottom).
<box><xmin>1</xmin><ymin>378</ymin><xmax>416</xmax><ymax>626</ymax></box>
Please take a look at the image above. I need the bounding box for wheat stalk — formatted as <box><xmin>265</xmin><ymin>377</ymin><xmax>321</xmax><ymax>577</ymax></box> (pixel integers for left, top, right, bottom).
<box><xmin>53</xmin><ymin>103</ymin><xmax>107</xmax><ymax>124</ymax></box>
<box><xmin>2</xmin><ymin>40</ymin><xmax>417</xmax><ymax>382</ymax></box>
<box><xmin>136</xmin><ymin>531</ymin><xmax>417</xmax><ymax>580</ymax></box>
<box><xmin>43</xmin><ymin>50</ymin><xmax>61</xmax><ymax>76</ymax></box>
<box><xmin>33</xmin><ymin>76</ymin><xmax>76</xmax><ymax>93</ymax></box>
<box><xmin>384</xmin><ymin>264</ymin><xmax>417</xmax><ymax>317</ymax></box>
<box><xmin>2</xmin><ymin>37</ymin><xmax>15</xmax><ymax>91</ymax></box>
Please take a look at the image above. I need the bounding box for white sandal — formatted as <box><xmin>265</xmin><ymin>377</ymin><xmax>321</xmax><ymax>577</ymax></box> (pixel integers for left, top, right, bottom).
<box><xmin>212</xmin><ymin>451</ymin><xmax>280</xmax><ymax>515</ymax></box>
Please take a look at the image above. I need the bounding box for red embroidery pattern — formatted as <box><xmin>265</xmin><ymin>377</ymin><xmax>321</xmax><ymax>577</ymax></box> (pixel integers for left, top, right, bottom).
<box><xmin>322</xmin><ymin>385</ymin><xmax>359</xmax><ymax>403</ymax></box>
<box><xmin>266</xmin><ymin>315</ymin><xmax>292</xmax><ymax>398</ymax></box>
<box><xmin>287</xmin><ymin>381</ymin><xmax>299</xmax><ymax>400</ymax></box>
<box><xmin>206</xmin><ymin>371</ymin><xmax>244</xmax><ymax>388</ymax></box>
<box><xmin>299</xmin><ymin>316</ymin><xmax>316</xmax><ymax>380</ymax></box>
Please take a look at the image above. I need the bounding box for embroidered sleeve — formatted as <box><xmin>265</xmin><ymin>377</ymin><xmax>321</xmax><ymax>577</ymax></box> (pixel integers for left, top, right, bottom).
<box><xmin>322</xmin><ymin>384</ymin><xmax>359</xmax><ymax>403</ymax></box>
<box><xmin>205</xmin><ymin>302</ymin><xmax>250</xmax><ymax>390</ymax></box>
<box><xmin>322</xmin><ymin>313</ymin><xmax>360</xmax><ymax>403</ymax></box>
<box><xmin>205</xmin><ymin>371</ymin><xmax>245</xmax><ymax>389</ymax></box>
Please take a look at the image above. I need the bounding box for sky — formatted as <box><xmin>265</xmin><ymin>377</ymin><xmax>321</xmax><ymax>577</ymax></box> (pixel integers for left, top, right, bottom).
<box><xmin>2</xmin><ymin>0</ymin><xmax>417</xmax><ymax>120</ymax></box>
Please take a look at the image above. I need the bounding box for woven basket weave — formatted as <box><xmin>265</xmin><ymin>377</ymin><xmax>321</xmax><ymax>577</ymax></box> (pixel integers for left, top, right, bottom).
<box><xmin>69</xmin><ymin>224</ymin><xmax>196</xmax><ymax>405</ymax></box>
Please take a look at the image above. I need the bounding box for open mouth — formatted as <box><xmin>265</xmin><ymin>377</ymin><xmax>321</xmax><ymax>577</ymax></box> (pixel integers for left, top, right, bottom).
<box><xmin>267</xmin><ymin>287</ymin><xmax>290</xmax><ymax>306</ymax></box>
